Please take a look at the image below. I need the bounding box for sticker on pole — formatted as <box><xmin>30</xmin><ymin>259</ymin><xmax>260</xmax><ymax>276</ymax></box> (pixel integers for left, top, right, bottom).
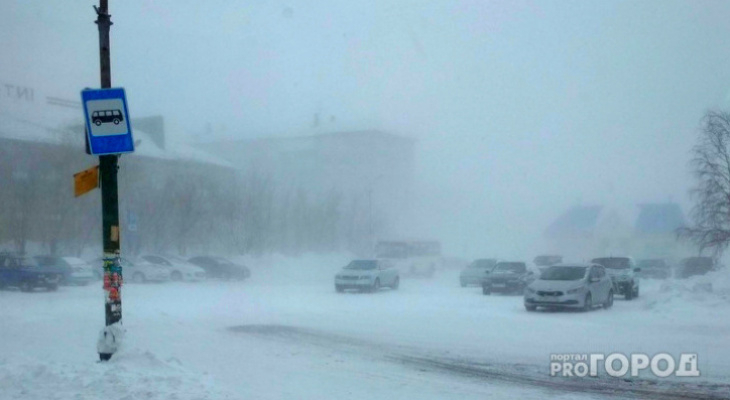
<box><xmin>81</xmin><ymin>88</ymin><xmax>135</xmax><ymax>155</ymax></box>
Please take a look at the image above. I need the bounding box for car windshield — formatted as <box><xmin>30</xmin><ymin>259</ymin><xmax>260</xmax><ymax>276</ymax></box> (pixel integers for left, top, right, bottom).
<box><xmin>345</xmin><ymin>260</ymin><xmax>377</xmax><ymax>270</ymax></box>
<box><xmin>494</xmin><ymin>263</ymin><xmax>526</xmax><ymax>273</ymax></box>
<box><xmin>471</xmin><ymin>259</ymin><xmax>496</xmax><ymax>269</ymax></box>
<box><xmin>540</xmin><ymin>266</ymin><xmax>587</xmax><ymax>281</ymax></box>
<box><xmin>638</xmin><ymin>259</ymin><xmax>667</xmax><ymax>269</ymax></box>
<box><xmin>592</xmin><ymin>258</ymin><xmax>631</xmax><ymax>269</ymax></box>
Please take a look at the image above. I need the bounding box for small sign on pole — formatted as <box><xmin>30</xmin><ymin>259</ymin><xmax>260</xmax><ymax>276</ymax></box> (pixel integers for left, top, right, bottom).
<box><xmin>74</xmin><ymin>165</ymin><xmax>100</xmax><ymax>197</ymax></box>
<box><xmin>81</xmin><ymin>87</ymin><xmax>135</xmax><ymax>155</ymax></box>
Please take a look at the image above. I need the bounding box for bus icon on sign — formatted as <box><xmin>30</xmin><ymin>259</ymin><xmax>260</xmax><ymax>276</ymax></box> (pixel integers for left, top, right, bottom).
<box><xmin>92</xmin><ymin>109</ymin><xmax>124</xmax><ymax>126</ymax></box>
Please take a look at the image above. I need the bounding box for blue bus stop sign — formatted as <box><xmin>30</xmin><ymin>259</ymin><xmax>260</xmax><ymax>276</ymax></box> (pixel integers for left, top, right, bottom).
<box><xmin>81</xmin><ymin>88</ymin><xmax>135</xmax><ymax>155</ymax></box>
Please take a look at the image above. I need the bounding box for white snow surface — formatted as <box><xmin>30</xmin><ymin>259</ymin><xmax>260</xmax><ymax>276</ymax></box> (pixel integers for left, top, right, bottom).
<box><xmin>1</xmin><ymin>253</ymin><xmax>729</xmax><ymax>399</ymax></box>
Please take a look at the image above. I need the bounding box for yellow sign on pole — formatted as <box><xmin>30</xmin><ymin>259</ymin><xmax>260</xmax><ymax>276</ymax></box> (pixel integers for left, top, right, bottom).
<box><xmin>74</xmin><ymin>165</ymin><xmax>99</xmax><ymax>197</ymax></box>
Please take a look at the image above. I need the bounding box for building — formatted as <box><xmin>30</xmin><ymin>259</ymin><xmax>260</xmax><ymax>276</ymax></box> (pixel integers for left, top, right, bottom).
<box><xmin>545</xmin><ymin>203</ymin><xmax>691</xmax><ymax>261</ymax></box>
<box><xmin>202</xmin><ymin>130</ymin><xmax>417</xmax><ymax>237</ymax></box>
<box><xmin>0</xmin><ymin>83</ymin><xmax>233</xmax><ymax>256</ymax></box>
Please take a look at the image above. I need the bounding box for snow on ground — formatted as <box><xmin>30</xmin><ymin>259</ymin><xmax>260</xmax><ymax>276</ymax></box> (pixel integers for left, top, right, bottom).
<box><xmin>1</xmin><ymin>253</ymin><xmax>729</xmax><ymax>399</ymax></box>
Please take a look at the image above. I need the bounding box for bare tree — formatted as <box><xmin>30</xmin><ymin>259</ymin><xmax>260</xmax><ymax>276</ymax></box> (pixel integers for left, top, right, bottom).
<box><xmin>680</xmin><ymin>110</ymin><xmax>730</xmax><ymax>255</ymax></box>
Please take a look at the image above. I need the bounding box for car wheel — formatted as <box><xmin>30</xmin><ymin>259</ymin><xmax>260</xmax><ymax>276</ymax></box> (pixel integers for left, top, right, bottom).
<box><xmin>335</xmin><ymin>285</ymin><xmax>344</xmax><ymax>293</ymax></box>
<box><xmin>582</xmin><ymin>293</ymin><xmax>593</xmax><ymax>312</ymax></box>
<box><xmin>113</xmin><ymin>118</ymin><xmax>120</xmax><ymax>124</ymax></box>
<box><xmin>46</xmin><ymin>284</ymin><xmax>58</xmax><ymax>292</ymax></box>
<box><xmin>171</xmin><ymin>271</ymin><xmax>183</xmax><ymax>282</ymax></box>
<box><xmin>371</xmin><ymin>279</ymin><xmax>380</xmax><ymax>293</ymax></box>
<box><xmin>604</xmin><ymin>290</ymin><xmax>614</xmax><ymax>309</ymax></box>
<box><xmin>20</xmin><ymin>281</ymin><xmax>33</xmax><ymax>292</ymax></box>
<box><xmin>634</xmin><ymin>286</ymin><xmax>640</xmax><ymax>298</ymax></box>
<box><xmin>391</xmin><ymin>277</ymin><xmax>400</xmax><ymax>290</ymax></box>
<box><xmin>132</xmin><ymin>272</ymin><xmax>145</xmax><ymax>283</ymax></box>
<box><xmin>482</xmin><ymin>284</ymin><xmax>491</xmax><ymax>295</ymax></box>
<box><xmin>625</xmin><ymin>285</ymin><xmax>634</xmax><ymax>300</ymax></box>
<box><xmin>460</xmin><ymin>281</ymin><xmax>466</xmax><ymax>287</ymax></box>
<box><xmin>94</xmin><ymin>119</ymin><xmax>102</xmax><ymax>126</ymax></box>
<box><xmin>525</xmin><ymin>305</ymin><xmax>537</xmax><ymax>312</ymax></box>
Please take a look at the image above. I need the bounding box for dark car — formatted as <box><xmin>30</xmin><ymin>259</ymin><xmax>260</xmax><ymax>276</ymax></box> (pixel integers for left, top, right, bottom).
<box><xmin>482</xmin><ymin>261</ymin><xmax>535</xmax><ymax>295</ymax></box>
<box><xmin>676</xmin><ymin>257</ymin><xmax>716</xmax><ymax>279</ymax></box>
<box><xmin>0</xmin><ymin>253</ymin><xmax>64</xmax><ymax>292</ymax></box>
<box><xmin>637</xmin><ymin>259</ymin><xmax>672</xmax><ymax>279</ymax></box>
<box><xmin>187</xmin><ymin>256</ymin><xmax>251</xmax><ymax>280</ymax></box>
<box><xmin>591</xmin><ymin>257</ymin><xmax>641</xmax><ymax>299</ymax></box>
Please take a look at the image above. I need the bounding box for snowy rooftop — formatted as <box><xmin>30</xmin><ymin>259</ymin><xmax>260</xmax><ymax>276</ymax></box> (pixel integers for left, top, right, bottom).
<box><xmin>0</xmin><ymin>112</ymin><xmax>232</xmax><ymax>168</ymax></box>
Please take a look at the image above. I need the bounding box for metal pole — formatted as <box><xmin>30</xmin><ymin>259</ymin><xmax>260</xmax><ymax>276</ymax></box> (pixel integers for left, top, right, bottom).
<box><xmin>95</xmin><ymin>0</ymin><xmax>123</xmax><ymax>362</ymax></box>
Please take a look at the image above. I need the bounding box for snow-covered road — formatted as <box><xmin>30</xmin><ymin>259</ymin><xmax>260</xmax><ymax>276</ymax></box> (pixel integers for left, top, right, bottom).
<box><xmin>1</xmin><ymin>254</ymin><xmax>729</xmax><ymax>399</ymax></box>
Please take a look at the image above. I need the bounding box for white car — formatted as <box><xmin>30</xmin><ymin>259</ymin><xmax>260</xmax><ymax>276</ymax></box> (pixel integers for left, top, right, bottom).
<box><xmin>60</xmin><ymin>257</ymin><xmax>95</xmax><ymax>285</ymax></box>
<box><xmin>141</xmin><ymin>255</ymin><xmax>207</xmax><ymax>282</ymax></box>
<box><xmin>335</xmin><ymin>259</ymin><xmax>400</xmax><ymax>293</ymax></box>
<box><xmin>90</xmin><ymin>257</ymin><xmax>171</xmax><ymax>283</ymax></box>
<box><xmin>460</xmin><ymin>258</ymin><xmax>498</xmax><ymax>287</ymax></box>
<box><xmin>524</xmin><ymin>264</ymin><xmax>614</xmax><ymax>312</ymax></box>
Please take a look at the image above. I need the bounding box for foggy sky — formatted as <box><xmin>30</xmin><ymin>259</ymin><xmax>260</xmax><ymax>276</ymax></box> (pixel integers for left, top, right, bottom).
<box><xmin>3</xmin><ymin>0</ymin><xmax>730</xmax><ymax>258</ymax></box>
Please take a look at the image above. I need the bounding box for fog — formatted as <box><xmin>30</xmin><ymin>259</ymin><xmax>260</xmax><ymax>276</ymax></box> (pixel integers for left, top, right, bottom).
<box><xmin>3</xmin><ymin>0</ymin><xmax>730</xmax><ymax>259</ymax></box>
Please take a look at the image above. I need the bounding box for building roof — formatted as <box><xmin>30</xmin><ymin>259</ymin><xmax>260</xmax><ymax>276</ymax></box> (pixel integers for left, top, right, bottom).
<box><xmin>545</xmin><ymin>205</ymin><xmax>603</xmax><ymax>237</ymax></box>
<box><xmin>0</xmin><ymin>112</ymin><xmax>231</xmax><ymax>168</ymax></box>
<box><xmin>634</xmin><ymin>203</ymin><xmax>685</xmax><ymax>234</ymax></box>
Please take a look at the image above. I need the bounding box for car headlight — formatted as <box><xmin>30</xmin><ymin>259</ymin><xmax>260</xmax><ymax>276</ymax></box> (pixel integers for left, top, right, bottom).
<box><xmin>566</xmin><ymin>287</ymin><xmax>581</xmax><ymax>294</ymax></box>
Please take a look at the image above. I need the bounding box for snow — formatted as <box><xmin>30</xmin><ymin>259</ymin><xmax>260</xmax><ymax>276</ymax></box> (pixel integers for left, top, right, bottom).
<box><xmin>1</xmin><ymin>253</ymin><xmax>729</xmax><ymax>399</ymax></box>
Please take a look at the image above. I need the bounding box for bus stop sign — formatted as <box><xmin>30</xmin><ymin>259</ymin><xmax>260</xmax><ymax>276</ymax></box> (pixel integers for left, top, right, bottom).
<box><xmin>81</xmin><ymin>88</ymin><xmax>134</xmax><ymax>155</ymax></box>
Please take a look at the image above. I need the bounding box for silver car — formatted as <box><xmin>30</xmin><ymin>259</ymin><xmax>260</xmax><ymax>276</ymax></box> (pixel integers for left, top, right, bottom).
<box><xmin>524</xmin><ymin>264</ymin><xmax>614</xmax><ymax>312</ymax></box>
<box><xmin>141</xmin><ymin>254</ymin><xmax>207</xmax><ymax>282</ymax></box>
<box><xmin>335</xmin><ymin>259</ymin><xmax>400</xmax><ymax>293</ymax></box>
<box><xmin>459</xmin><ymin>258</ymin><xmax>498</xmax><ymax>287</ymax></box>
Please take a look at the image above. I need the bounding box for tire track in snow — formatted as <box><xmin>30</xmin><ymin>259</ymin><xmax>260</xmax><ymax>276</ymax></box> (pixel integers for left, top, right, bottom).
<box><xmin>228</xmin><ymin>324</ymin><xmax>730</xmax><ymax>400</ymax></box>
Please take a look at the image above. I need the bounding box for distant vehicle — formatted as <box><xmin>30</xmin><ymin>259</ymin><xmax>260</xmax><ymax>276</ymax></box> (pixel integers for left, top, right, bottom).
<box><xmin>89</xmin><ymin>257</ymin><xmax>171</xmax><ymax>283</ymax></box>
<box><xmin>0</xmin><ymin>253</ymin><xmax>64</xmax><ymax>292</ymax></box>
<box><xmin>375</xmin><ymin>240</ymin><xmax>442</xmax><ymax>278</ymax></box>
<box><xmin>524</xmin><ymin>264</ymin><xmax>614</xmax><ymax>312</ymax></box>
<box><xmin>334</xmin><ymin>259</ymin><xmax>400</xmax><ymax>293</ymax></box>
<box><xmin>533</xmin><ymin>255</ymin><xmax>563</xmax><ymax>271</ymax></box>
<box><xmin>140</xmin><ymin>254</ymin><xmax>206</xmax><ymax>282</ymax></box>
<box><xmin>591</xmin><ymin>257</ymin><xmax>640</xmax><ymax>300</ymax></box>
<box><xmin>676</xmin><ymin>257</ymin><xmax>717</xmax><ymax>279</ymax></box>
<box><xmin>187</xmin><ymin>256</ymin><xmax>250</xmax><ymax>280</ymax></box>
<box><xmin>460</xmin><ymin>258</ymin><xmax>498</xmax><ymax>287</ymax></box>
<box><xmin>34</xmin><ymin>256</ymin><xmax>95</xmax><ymax>286</ymax></box>
<box><xmin>92</xmin><ymin>109</ymin><xmax>123</xmax><ymax>125</ymax></box>
<box><xmin>637</xmin><ymin>259</ymin><xmax>672</xmax><ymax>279</ymax></box>
<box><xmin>482</xmin><ymin>261</ymin><xmax>535</xmax><ymax>295</ymax></box>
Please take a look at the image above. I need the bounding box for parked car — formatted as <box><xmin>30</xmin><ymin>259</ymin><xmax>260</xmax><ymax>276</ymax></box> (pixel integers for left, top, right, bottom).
<box><xmin>187</xmin><ymin>256</ymin><xmax>251</xmax><ymax>280</ymax></box>
<box><xmin>533</xmin><ymin>255</ymin><xmax>563</xmax><ymax>271</ymax></box>
<box><xmin>140</xmin><ymin>254</ymin><xmax>206</xmax><ymax>281</ymax></box>
<box><xmin>676</xmin><ymin>257</ymin><xmax>717</xmax><ymax>279</ymax></box>
<box><xmin>89</xmin><ymin>257</ymin><xmax>171</xmax><ymax>283</ymax></box>
<box><xmin>637</xmin><ymin>258</ymin><xmax>672</xmax><ymax>279</ymax></box>
<box><xmin>459</xmin><ymin>258</ymin><xmax>498</xmax><ymax>287</ymax></box>
<box><xmin>524</xmin><ymin>264</ymin><xmax>614</xmax><ymax>311</ymax></box>
<box><xmin>335</xmin><ymin>259</ymin><xmax>400</xmax><ymax>293</ymax></box>
<box><xmin>34</xmin><ymin>256</ymin><xmax>95</xmax><ymax>286</ymax></box>
<box><xmin>591</xmin><ymin>257</ymin><xmax>640</xmax><ymax>300</ymax></box>
<box><xmin>482</xmin><ymin>261</ymin><xmax>535</xmax><ymax>295</ymax></box>
<box><xmin>0</xmin><ymin>252</ymin><xmax>64</xmax><ymax>292</ymax></box>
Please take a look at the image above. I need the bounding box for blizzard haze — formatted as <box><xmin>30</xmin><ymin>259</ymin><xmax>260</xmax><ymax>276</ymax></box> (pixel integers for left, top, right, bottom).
<box><xmin>3</xmin><ymin>1</ymin><xmax>730</xmax><ymax>256</ymax></box>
